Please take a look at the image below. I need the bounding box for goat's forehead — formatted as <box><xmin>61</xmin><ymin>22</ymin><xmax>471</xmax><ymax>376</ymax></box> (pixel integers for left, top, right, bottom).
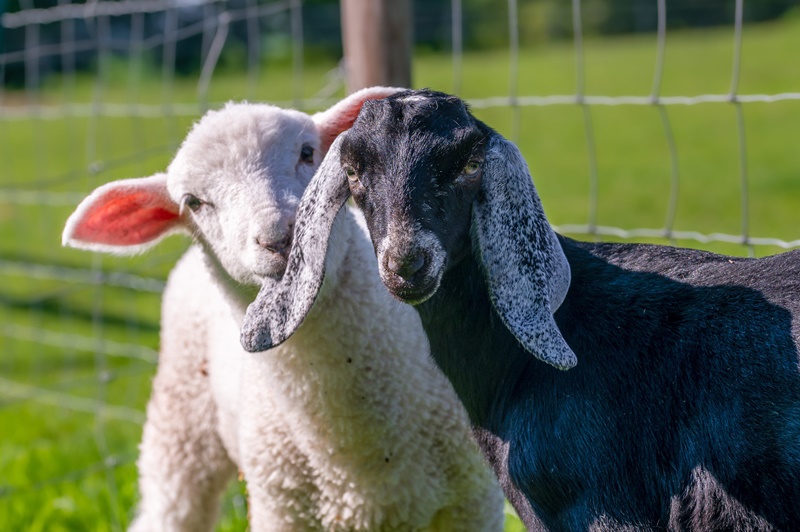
<box><xmin>349</xmin><ymin>95</ymin><xmax>477</xmax><ymax>152</ymax></box>
<box><xmin>343</xmin><ymin>120</ymin><xmax>481</xmax><ymax>170</ymax></box>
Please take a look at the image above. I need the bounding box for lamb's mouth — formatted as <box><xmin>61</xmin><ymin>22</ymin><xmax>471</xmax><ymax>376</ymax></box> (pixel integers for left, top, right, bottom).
<box><xmin>254</xmin><ymin>254</ymin><xmax>289</xmax><ymax>281</ymax></box>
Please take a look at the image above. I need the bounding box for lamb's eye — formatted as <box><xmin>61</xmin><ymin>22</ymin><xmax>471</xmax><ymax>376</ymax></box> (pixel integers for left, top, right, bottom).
<box><xmin>463</xmin><ymin>160</ymin><xmax>481</xmax><ymax>176</ymax></box>
<box><xmin>344</xmin><ymin>166</ymin><xmax>359</xmax><ymax>183</ymax></box>
<box><xmin>299</xmin><ymin>144</ymin><xmax>315</xmax><ymax>164</ymax></box>
<box><xmin>182</xmin><ymin>194</ymin><xmax>204</xmax><ymax>213</ymax></box>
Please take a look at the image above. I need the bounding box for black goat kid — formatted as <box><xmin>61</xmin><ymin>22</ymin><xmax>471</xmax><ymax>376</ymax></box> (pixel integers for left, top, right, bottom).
<box><xmin>240</xmin><ymin>89</ymin><xmax>800</xmax><ymax>531</ymax></box>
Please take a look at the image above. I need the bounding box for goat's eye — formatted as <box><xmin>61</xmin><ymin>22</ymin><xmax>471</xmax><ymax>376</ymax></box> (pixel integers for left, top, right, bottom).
<box><xmin>463</xmin><ymin>160</ymin><xmax>481</xmax><ymax>176</ymax></box>
<box><xmin>344</xmin><ymin>166</ymin><xmax>359</xmax><ymax>183</ymax></box>
<box><xmin>182</xmin><ymin>194</ymin><xmax>204</xmax><ymax>213</ymax></box>
<box><xmin>299</xmin><ymin>144</ymin><xmax>314</xmax><ymax>164</ymax></box>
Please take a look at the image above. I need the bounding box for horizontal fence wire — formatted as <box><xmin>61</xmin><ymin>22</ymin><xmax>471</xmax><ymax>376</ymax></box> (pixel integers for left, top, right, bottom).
<box><xmin>3</xmin><ymin>94</ymin><xmax>800</xmax><ymax>121</ymax></box>
<box><xmin>0</xmin><ymin>376</ymin><xmax>146</xmax><ymax>424</ymax></box>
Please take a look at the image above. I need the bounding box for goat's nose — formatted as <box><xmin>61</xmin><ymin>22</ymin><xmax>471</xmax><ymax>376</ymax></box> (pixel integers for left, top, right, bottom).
<box><xmin>256</xmin><ymin>232</ymin><xmax>292</xmax><ymax>254</ymax></box>
<box><xmin>387</xmin><ymin>252</ymin><xmax>426</xmax><ymax>281</ymax></box>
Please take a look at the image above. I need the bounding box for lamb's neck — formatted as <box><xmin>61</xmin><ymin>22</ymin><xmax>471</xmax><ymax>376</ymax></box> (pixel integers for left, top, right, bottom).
<box><xmin>199</xmin><ymin>249</ymin><xmax>259</xmax><ymax>325</ymax></box>
<box><xmin>264</xmin><ymin>213</ymin><xmax>419</xmax><ymax>451</ymax></box>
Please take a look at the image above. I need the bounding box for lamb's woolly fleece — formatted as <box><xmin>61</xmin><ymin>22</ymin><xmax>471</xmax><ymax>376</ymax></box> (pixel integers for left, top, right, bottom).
<box><xmin>239</xmin><ymin>206</ymin><xmax>503</xmax><ymax>530</ymax></box>
<box><xmin>64</xmin><ymin>94</ymin><xmax>504</xmax><ymax>531</ymax></box>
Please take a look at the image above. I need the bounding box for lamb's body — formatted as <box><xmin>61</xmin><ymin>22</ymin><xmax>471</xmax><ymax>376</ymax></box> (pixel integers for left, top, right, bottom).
<box><xmin>140</xmin><ymin>229</ymin><xmax>501</xmax><ymax>531</ymax></box>
<box><xmin>238</xmin><ymin>208</ymin><xmax>501</xmax><ymax>530</ymax></box>
<box><xmin>425</xmin><ymin>237</ymin><xmax>800</xmax><ymax>530</ymax></box>
<box><xmin>63</xmin><ymin>91</ymin><xmax>504</xmax><ymax>531</ymax></box>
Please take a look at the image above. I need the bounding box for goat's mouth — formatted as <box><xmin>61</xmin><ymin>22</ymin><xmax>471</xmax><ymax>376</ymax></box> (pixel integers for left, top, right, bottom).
<box><xmin>382</xmin><ymin>272</ymin><xmax>442</xmax><ymax>305</ymax></box>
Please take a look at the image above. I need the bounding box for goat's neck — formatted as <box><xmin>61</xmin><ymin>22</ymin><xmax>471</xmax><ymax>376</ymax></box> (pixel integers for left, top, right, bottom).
<box><xmin>416</xmin><ymin>253</ymin><xmax>530</xmax><ymax>430</ymax></box>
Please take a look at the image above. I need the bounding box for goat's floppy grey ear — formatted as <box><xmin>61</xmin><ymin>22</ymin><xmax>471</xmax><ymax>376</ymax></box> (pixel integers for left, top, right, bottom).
<box><xmin>240</xmin><ymin>135</ymin><xmax>351</xmax><ymax>352</ymax></box>
<box><xmin>472</xmin><ymin>134</ymin><xmax>577</xmax><ymax>370</ymax></box>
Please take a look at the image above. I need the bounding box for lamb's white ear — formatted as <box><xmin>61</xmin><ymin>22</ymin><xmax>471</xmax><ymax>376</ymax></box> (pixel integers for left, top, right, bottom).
<box><xmin>240</xmin><ymin>135</ymin><xmax>351</xmax><ymax>352</ymax></box>
<box><xmin>472</xmin><ymin>134</ymin><xmax>577</xmax><ymax>370</ymax></box>
<box><xmin>312</xmin><ymin>86</ymin><xmax>405</xmax><ymax>153</ymax></box>
<box><xmin>62</xmin><ymin>173</ymin><xmax>182</xmax><ymax>255</ymax></box>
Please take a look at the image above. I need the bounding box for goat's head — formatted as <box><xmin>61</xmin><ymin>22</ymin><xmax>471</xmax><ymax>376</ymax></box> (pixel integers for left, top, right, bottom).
<box><xmin>240</xmin><ymin>89</ymin><xmax>577</xmax><ymax>370</ymax></box>
<box><xmin>62</xmin><ymin>87</ymin><xmax>403</xmax><ymax>288</ymax></box>
<box><xmin>340</xmin><ymin>91</ymin><xmax>487</xmax><ymax>304</ymax></box>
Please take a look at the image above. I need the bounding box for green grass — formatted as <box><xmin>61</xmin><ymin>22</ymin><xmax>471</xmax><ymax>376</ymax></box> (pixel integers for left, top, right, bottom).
<box><xmin>2</xmin><ymin>14</ymin><xmax>800</xmax><ymax>530</ymax></box>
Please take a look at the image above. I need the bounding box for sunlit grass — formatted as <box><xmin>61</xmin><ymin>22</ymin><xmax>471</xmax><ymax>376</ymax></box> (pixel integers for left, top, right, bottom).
<box><xmin>2</xmin><ymin>14</ymin><xmax>800</xmax><ymax>530</ymax></box>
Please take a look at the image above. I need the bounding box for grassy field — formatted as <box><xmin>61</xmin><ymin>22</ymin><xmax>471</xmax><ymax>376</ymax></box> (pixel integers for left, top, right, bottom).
<box><xmin>2</xmin><ymin>13</ymin><xmax>800</xmax><ymax>530</ymax></box>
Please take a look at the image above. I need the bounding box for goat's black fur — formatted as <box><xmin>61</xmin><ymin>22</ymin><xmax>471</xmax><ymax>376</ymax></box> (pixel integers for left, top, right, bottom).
<box><xmin>339</xmin><ymin>90</ymin><xmax>800</xmax><ymax>531</ymax></box>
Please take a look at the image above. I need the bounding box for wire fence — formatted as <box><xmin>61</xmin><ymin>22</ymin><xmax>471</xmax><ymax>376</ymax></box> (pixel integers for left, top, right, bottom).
<box><xmin>1</xmin><ymin>0</ymin><xmax>799</xmax><ymax>528</ymax></box>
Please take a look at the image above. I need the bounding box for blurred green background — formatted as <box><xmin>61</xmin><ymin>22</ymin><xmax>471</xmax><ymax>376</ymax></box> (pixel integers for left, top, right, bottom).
<box><xmin>2</xmin><ymin>1</ymin><xmax>800</xmax><ymax>530</ymax></box>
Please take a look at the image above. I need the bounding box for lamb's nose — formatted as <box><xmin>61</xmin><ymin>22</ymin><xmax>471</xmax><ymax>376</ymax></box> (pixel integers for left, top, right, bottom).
<box><xmin>256</xmin><ymin>233</ymin><xmax>292</xmax><ymax>254</ymax></box>
<box><xmin>387</xmin><ymin>252</ymin><xmax>426</xmax><ymax>281</ymax></box>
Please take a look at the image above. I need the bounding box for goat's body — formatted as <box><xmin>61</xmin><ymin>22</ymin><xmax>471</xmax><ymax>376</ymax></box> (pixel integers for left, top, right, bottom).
<box><xmin>419</xmin><ymin>236</ymin><xmax>800</xmax><ymax>531</ymax></box>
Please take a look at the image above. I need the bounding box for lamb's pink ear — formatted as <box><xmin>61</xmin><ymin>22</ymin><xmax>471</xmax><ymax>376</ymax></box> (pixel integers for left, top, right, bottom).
<box><xmin>62</xmin><ymin>173</ymin><xmax>182</xmax><ymax>255</ymax></box>
<box><xmin>312</xmin><ymin>86</ymin><xmax>406</xmax><ymax>153</ymax></box>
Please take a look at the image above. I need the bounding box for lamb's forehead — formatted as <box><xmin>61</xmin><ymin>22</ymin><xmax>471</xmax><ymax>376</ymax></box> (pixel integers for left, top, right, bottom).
<box><xmin>192</xmin><ymin>102</ymin><xmax>317</xmax><ymax>153</ymax></box>
<box><xmin>168</xmin><ymin>102</ymin><xmax>317</xmax><ymax>182</ymax></box>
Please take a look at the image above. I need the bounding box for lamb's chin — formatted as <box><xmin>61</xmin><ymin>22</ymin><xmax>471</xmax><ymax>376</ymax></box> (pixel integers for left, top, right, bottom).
<box><xmin>251</xmin><ymin>257</ymin><xmax>288</xmax><ymax>281</ymax></box>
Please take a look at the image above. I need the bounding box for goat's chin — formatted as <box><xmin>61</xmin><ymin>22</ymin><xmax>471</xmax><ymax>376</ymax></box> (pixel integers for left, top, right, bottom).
<box><xmin>382</xmin><ymin>272</ymin><xmax>442</xmax><ymax>306</ymax></box>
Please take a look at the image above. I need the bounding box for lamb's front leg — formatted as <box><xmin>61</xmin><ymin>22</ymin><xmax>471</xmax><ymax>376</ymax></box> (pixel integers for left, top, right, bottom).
<box><xmin>238</xmin><ymin>389</ymin><xmax>322</xmax><ymax>532</ymax></box>
<box><xmin>128</xmin><ymin>357</ymin><xmax>236</xmax><ymax>532</ymax></box>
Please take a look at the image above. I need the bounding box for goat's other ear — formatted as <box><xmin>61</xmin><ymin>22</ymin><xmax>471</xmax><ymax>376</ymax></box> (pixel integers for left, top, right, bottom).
<box><xmin>62</xmin><ymin>173</ymin><xmax>182</xmax><ymax>255</ymax></box>
<box><xmin>240</xmin><ymin>134</ymin><xmax>351</xmax><ymax>353</ymax></box>
<box><xmin>312</xmin><ymin>86</ymin><xmax>405</xmax><ymax>153</ymax></box>
<box><xmin>472</xmin><ymin>134</ymin><xmax>577</xmax><ymax>370</ymax></box>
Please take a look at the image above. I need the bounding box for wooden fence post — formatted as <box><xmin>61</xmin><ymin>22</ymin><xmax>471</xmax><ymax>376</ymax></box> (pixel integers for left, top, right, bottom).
<box><xmin>340</xmin><ymin>0</ymin><xmax>412</xmax><ymax>93</ymax></box>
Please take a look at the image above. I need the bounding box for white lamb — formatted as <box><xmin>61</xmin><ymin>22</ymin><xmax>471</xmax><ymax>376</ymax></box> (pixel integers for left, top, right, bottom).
<box><xmin>62</xmin><ymin>88</ymin><xmax>504</xmax><ymax>531</ymax></box>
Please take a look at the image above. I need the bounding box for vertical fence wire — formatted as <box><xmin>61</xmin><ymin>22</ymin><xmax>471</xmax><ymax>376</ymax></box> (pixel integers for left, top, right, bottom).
<box><xmin>91</xmin><ymin>11</ymin><xmax>124</xmax><ymax>529</ymax></box>
<box><xmin>245</xmin><ymin>0</ymin><xmax>262</xmax><ymax>100</ymax></box>
<box><xmin>651</xmin><ymin>0</ymin><xmax>680</xmax><ymax>243</ymax></box>
<box><xmin>729</xmin><ymin>0</ymin><xmax>753</xmax><ymax>256</ymax></box>
<box><xmin>128</xmin><ymin>10</ymin><xmax>147</xmax><ymax>176</ymax></box>
<box><xmin>290</xmin><ymin>0</ymin><xmax>303</xmax><ymax>107</ymax></box>
<box><xmin>197</xmin><ymin>10</ymin><xmax>230</xmax><ymax>112</ymax></box>
<box><xmin>571</xmin><ymin>0</ymin><xmax>599</xmax><ymax>235</ymax></box>
<box><xmin>161</xmin><ymin>6</ymin><xmax>178</xmax><ymax>144</ymax></box>
<box><xmin>451</xmin><ymin>0</ymin><xmax>462</xmax><ymax>95</ymax></box>
<box><xmin>507</xmin><ymin>0</ymin><xmax>520</xmax><ymax>143</ymax></box>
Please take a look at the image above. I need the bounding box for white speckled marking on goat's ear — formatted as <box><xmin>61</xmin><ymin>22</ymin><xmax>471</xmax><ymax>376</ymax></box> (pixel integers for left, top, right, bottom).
<box><xmin>240</xmin><ymin>135</ymin><xmax>351</xmax><ymax>352</ymax></box>
<box><xmin>472</xmin><ymin>134</ymin><xmax>577</xmax><ymax>370</ymax></box>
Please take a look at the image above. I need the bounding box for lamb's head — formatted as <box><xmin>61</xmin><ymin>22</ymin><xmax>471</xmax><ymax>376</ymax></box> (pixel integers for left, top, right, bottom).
<box><xmin>165</xmin><ymin>103</ymin><xmax>317</xmax><ymax>284</ymax></box>
<box><xmin>62</xmin><ymin>87</ymin><xmax>403</xmax><ymax>287</ymax></box>
<box><xmin>240</xmin><ymin>89</ymin><xmax>577</xmax><ymax>371</ymax></box>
